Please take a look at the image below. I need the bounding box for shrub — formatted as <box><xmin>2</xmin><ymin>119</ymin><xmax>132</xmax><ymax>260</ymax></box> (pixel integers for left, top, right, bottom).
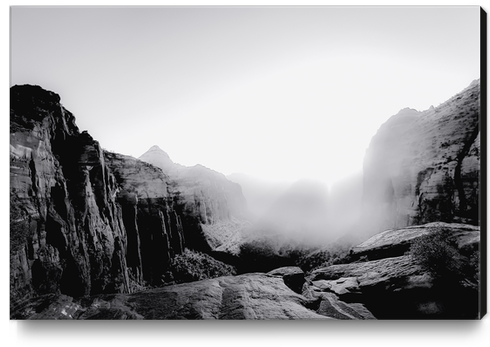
<box><xmin>168</xmin><ymin>249</ymin><xmax>236</xmax><ymax>284</ymax></box>
<box><xmin>238</xmin><ymin>239</ymin><xmax>286</xmax><ymax>273</ymax></box>
<box><xmin>296</xmin><ymin>246</ymin><xmax>350</xmax><ymax>272</ymax></box>
<box><xmin>409</xmin><ymin>227</ymin><xmax>464</xmax><ymax>281</ymax></box>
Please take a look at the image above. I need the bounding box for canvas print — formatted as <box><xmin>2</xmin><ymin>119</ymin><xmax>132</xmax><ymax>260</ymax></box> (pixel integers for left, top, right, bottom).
<box><xmin>10</xmin><ymin>6</ymin><xmax>485</xmax><ymax>319</ymax></box>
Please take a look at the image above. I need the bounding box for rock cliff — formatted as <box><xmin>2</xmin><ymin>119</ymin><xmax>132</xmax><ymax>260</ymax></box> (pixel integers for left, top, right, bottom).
<box><xmin>10</xmin><ymin>83</ymin><xmax>482</xmax><ymax>320</ymax></box>
<box><xmin>139</xmin><ymin>145</ymin><xmax>249</xmax><ymax>223</ymax></box>
<box><xmin>362</xmin><ymin>80</ymin><xmax>480</xmax><ymax>236</ymax></box>
<box><xmin>10</xmin><ymin>85</ymin><xmax>130</xmax><ymax>301</ymax></box>
<box><xmin>10</xmin><ymin>85</ymin><xmax>213</xmax><ymax>303</ymax></box>
<box><xmin>139</xmin><ymin>145</ymin><xmax>251</xmax><ymax>254</ymax></box>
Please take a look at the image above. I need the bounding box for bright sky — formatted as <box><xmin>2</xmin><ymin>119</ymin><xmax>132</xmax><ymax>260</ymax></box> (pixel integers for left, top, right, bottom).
<box><xmin>10</xmin><ymin>6</ymin><xmax>480</xmax><ymax>187</ymax></box>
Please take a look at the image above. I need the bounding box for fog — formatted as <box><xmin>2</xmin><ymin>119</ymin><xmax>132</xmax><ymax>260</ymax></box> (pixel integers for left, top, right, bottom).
<box><xmin>229</xmin><ymin>173</ymin><xmax>367</xmax><ymax>249</ymax></box>
<box><xmin>10</xmin><ymin>6</ymin><xmax>480</xmax><ymax>252</ymax></box>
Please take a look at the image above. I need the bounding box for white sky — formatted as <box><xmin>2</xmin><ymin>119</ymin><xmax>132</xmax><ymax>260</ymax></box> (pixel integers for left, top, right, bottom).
<box><xmin>10</xmin><ymin>6</ymin><xmax>480</xmax><ymax>187</ymax></box>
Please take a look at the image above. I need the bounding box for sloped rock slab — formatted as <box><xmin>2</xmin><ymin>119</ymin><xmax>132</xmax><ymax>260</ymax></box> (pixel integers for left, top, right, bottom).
<box><xmin>267</xmin><ymin>266</ymin><xmax>305</xmax><ymax>294</ymax></box>
<box><xmin>310</xmin><ymin>255</ymin><xmax>424</xmax><ymax>291</ymax></box>
<box><xmin>12</xmin><ymin>273</ymin><xmax>336</xmax><ymax>320</ymax></box>
<box><xmin>316</xmin><ymin>293</ymin><xmax>375</xmax><ymax>320</ymax></box>
<box><xmin>350</xmin><ymin>222</ymin><xmax>479</xmax><ymax>261</ymax></box>
<box><xmin>311</xmin><ymin>277</ymin><xmax>362</xmax><ymax>301</ymax></box>
<box><xmin>302</xmin><ymin>285</ymin><xmax>375</xmax><ymax>320</ymax></box>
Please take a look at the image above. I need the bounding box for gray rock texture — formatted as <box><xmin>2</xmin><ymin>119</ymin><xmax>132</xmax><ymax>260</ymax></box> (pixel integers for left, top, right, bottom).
<box><xmin>11</xmin><ymin>272</ymin><xmax>377</xmax><ymax>320</ymax></box>
<box><xmin>309</xmin><ymin>222</ymin><xmax>480</xmax><ymax>318</ymax></box>
<box><xmin>139</xmin><ymin>145</ymin><xmax>251</xmax><ymax>254</ymax></box>
<box><xmin>10</xmin><ymin>85</ymin><xmax>221</xmax><ymax>303</ymax></box>
<box><xmin>362</xmin><ymin>80</ymin><xmax>480</xmax><ymax>237</ymax></box>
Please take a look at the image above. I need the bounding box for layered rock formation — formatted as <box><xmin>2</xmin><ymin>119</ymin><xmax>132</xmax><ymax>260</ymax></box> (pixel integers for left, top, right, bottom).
<box><xmin>10</xmin><ymin>85</ymin><xmax>215</xmax><ymax>303</ymax></box>
<box><xmin>139</xmin><ymin>145</ymin><xmax>251</xmax><ymax>254</ymax></box>
<box><xmin>309</xmin><ymin>222</ymin><xmax>480</xmax><ymax>319</ymax></box>
<box><xmin>139</xmin><ymin>145</ymin><xmax>249</xmax><ymax>223</ymax></box>
<box><xmin>362</xmin><ymin>80</ymin><xmax>480</xmax><ymax>236</ymax></box>
<box><xmin>10</xmin><ymin>83</ymin><xmax>482</xmax><ymax>320</ymax></box>
<box><xmin>10</xmin><ymin>85</ymin><xmax>130</xmax><ymax>300</ymax></box>
<box><xmin>102</xmin><ymin>152</ymin><xmax>213</xmax><ymax>287</ymax></box>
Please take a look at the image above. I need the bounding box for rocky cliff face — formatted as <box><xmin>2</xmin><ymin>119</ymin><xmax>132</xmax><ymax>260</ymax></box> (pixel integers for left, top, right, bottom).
<box><xmin>10</xmin><ymin>85</ymin><xmax>132</xmax><ymax>300</ymax></box>
<box><xmin>102</xmin><ymin>152</ymin><xmax>214</xmax><ymax>287</ymax></box>
<box><xmin>362</xmin><ymin>80</ymin><xmax>480</xmax><ymax>236</ymax></box>
<box><xmin>139</xmin><ymin>145</ymin><xmax>251</xmax><ymax>254</ymax></box>
<box><xmin>10</xmin><ymin>85</ymin><xmax>212</xmax><ymax>303</ymax></box>
<box><xmin>139</xmin><ymin>145</ymin><xmax>249</xmax><ymax>223</ymax></box>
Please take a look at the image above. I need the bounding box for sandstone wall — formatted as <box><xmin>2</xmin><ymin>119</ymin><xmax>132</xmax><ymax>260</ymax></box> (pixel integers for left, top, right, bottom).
<box><xmin>10</xmin><ymin>85</ymin><xmax>210</xmax><ymax>302</ymax></box>
<box><xmin>362</xmin><ymin>80</ymin><xmax>480</xmax><ymax>235</ymax></box>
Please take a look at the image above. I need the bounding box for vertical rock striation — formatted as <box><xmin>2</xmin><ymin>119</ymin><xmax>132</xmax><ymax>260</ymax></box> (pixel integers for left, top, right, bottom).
<box><xmin>362</xmin><ymin>80</ymin><xmax>480</xmax><ymax>236</ymax></box>
<box><xmin>139</xmin><ymin>146</ymin><xmax>249</xmax><ymax>224</ymax></box>
<box><xmin>10</xmin><ymin>85</ymin><xmax>130</xmax><ymax>300</ymax></box>
<box><xmin>139</xmin><ymin>145</ymin><xmax>251</xmax><ymax>254</ymax></box>
<box><xmin>103</xmin><ymin>152</ymin><xmax>212</xmax><ymax>286</ymax></box>
<box><xmin>9</xmin><ymin>85</ymin><xmax>213</xmax><ymax>303</ymax></box>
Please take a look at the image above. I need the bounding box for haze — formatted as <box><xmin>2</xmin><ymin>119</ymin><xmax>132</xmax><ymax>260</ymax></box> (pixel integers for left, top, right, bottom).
<box><xmin>10</xmin><ymin>6</ymin><xmax>480</xmax><ymax>188</ymax></box>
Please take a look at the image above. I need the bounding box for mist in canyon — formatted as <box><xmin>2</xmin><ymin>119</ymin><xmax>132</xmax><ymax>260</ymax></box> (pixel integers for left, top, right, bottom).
<box><xmin>9</xmin><ymin>6</ymin><xmax>483</xmax><ymax>321</ymax></box>
<box><xmin>138</xmin><ymin>76</ymin><xmax>481</xmax><ymax>253</ymax></box>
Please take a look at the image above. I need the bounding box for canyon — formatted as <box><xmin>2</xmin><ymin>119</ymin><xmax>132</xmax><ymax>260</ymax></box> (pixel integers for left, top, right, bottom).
<box><xmin>10</xmin><ymin>85</ymin><xmax>245</xmax><ymax>303</ymax></box>
<box><xmin>10</xmin><ymin>80</ymin><xmax>482</xmax><ymax>319</ymax></box>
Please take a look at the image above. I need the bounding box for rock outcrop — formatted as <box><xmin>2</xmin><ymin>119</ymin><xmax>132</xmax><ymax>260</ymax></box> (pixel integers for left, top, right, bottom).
<box><xmin>139</xmin><ymin>145</ymin><xmax>249</xmax><ymax>223</ymax></box>
<box><xmin>11</xmin><ymin>271</ymin><xmax>376</xmax><ymax>320</ymax></box>
<box><xmin>362</xmin><ymin>80</ymin><xmax>480</xmax><ymax>237</ymax></box>
<box><xmin>308</xmin><ymin>222</ymin><xmax>480</xmax><ymax>319</ymax></box>
<box><xmin>139</xmin><ymin>145</ymin><xmax>251</xmax><ymax>254</ymax></box>
<box><xmin>102</xmin><ymin>152</ymin><xmax>213</xmax><ymax>287</ymax></box>
<box><xmin>10</xmin><ymin>85</ymin><xmax>217</xmax><ymax>304</ymax></box>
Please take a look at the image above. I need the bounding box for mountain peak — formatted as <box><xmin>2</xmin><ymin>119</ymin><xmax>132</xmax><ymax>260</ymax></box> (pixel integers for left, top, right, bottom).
<box><xmin>147</xmin><ymin>145</ymin><xmax>168</xmax><ymax>155</ymax></box>
<box><xmin>396</xmin><ymin>107</ymin><xmax>420</xmax><ymax>116</ymax></box>
<box><xmin>139</xmin><ymin>145</ymin><xmax>174</xmax><ymax>171</ymax></box>
<box><xmin>142</xmin><ymin>145</ymin><xmax>170</xmax><ymax>158</ymax></box>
